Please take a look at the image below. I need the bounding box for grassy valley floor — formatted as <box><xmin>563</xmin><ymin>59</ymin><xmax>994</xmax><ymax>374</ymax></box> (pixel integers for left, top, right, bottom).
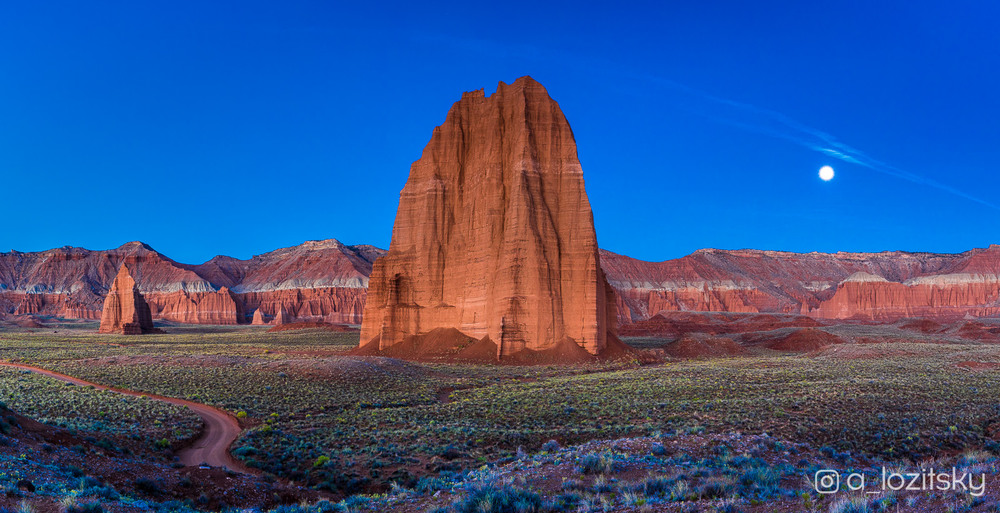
<box><xmin>0</xmin><ymin>321</ymin><xmax>999</xmax><ymax>511</ymax></box>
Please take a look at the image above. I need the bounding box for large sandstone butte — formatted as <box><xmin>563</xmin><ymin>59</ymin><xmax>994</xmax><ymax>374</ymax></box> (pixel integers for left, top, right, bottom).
<box><xmin>98</xmin><ymin>265</ymin><xmax>155</xmax><ymax>334</ymax></box>
<box><xmin>359</xmin><ymin>76</ymin><xmax>618</xmax><ymax>358</ymax></box>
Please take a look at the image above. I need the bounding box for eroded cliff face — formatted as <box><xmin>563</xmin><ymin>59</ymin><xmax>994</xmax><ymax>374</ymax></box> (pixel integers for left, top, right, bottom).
<box><xmin>360</xmin><ymin>76</ymin><xmax>617</xmax><ymax>356</ymax></box>
<box><xmin>4</xmin><ymin>239</ymin><xmax>1000</xmax><ymax>326</ymax></box>
<box><xmin>238</xmin><ymin>288</ymin><xmax>368</xmax><ymax>325</ymax></box>
<box><xmin>0</xmin><ymin>242</ymin><xmax>214</xmax><ymax>318</ymax></box>
<box><xmin>190</xmin><ymin>239</ymin><xmax>381</xmax><ymax>325</ymax></box>
<box><xmin>146</xmin><ymin>288</ymin><xmax>243</xmax><ymax>325</ymax></box>
<box><xmin>0</xmin><ymin>240</ymin><xmax>381</xmax><ymax>326</ymax></box>
<box><xmin>797</xmin><ymin>247</ymin><xmax>1000</xmax><ymax>321</ymax></box>
<box><xmin>12</xmin><ymin>292</ymin><xmax>102</xmax><ymax>320</ymax></box>
<box><xmin>602</xmin><ymin>245</ymin><xmax>1000</xmax><ymax>322</ymax></box>
<box><xmin>98</xmin><ymin>266</ymin><xmax>155</xmax><ymax>334</ymax></box>
<box><xmin>809</xmin><ymin>271</ymin><xmax>1000</xmax><ymax>320</ymax></box>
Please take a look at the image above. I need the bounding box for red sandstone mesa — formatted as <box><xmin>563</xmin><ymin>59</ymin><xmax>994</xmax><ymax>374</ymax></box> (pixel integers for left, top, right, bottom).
<box><xmin>2</xmin><ymin>226</ymin><xmax>999</xmax><ymax>329</ymax></box>
<box><xmin>193</xmin><ymin>239</ymin><xmax>381</xmax><ymax>325</ymax></box>
<box><xmin>0</xmin><ymin>240</ymin><xmax>379</xmax><ymax>326</ymax></box>
<box><xmin>602</xmin><ymin>245</ymin><xmax>1000</xmax><ymax>323</ymax></box>
<box><xmin>98</xmin><ymin>266</ymin><xmax>156</xmax><ymax>334</ymax></box>
<box><xmin>359</xmin><ymin>76</ymin><xmax>618</xmax><ymax>358</ymax></box>
<box><xmin>3</xmin><ymin>241</ymin><xmax>1000</xmax><ymax>327</ymax></box>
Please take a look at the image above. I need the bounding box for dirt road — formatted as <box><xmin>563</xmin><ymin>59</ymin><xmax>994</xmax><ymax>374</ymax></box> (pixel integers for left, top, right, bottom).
<box><xmin>0</xmin><ymin>361</ymin><xmax>256</xmax><ymax>474</ymax></box>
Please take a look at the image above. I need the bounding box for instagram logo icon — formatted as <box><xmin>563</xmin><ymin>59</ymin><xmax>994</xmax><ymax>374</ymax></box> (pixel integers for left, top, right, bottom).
<box><xmin>814</xmin><ymin>470</ymin><xmax>840</xmax><ymax>494</ymax></box>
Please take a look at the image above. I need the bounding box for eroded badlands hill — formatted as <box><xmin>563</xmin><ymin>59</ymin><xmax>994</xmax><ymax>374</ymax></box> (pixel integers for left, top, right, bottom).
<box><xmin>0</xmin><ymin>240</ymin><xmax>384</xmax><ymax>325</ymax></box>
<box><xmin>602</xmin><ymin>245</ymin><xmax>1000</xmax><ymax>322</ymax></box>
<box><xmin>2</xmin><ymin>239</ymin><xmax>998</xmax><ymax>327</ymax></box>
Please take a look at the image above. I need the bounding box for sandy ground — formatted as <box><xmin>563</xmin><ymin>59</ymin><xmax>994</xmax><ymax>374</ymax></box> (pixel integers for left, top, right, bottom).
<box><xmin>0</xmin><ymin>361</ymin><xmax>255</xmax><ymax>474</ymax></box>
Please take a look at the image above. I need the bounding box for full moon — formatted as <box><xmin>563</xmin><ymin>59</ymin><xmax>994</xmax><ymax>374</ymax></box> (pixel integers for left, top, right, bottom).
<box><xmin>819</xmin><ymin>165</ymin><xmax>835</xmax><ymax>181</ymax></box>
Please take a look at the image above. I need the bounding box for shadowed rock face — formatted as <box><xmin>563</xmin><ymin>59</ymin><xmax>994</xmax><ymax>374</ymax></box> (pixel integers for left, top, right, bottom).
<box><xmin>360</xmin><ymin>76</ymin><xmax>617</xmax><ymax>356</ymax></box>
<box><xmin>98</xmin><ymin>266</ymin><xmax>155</xmax><ymax>334</ymax></box>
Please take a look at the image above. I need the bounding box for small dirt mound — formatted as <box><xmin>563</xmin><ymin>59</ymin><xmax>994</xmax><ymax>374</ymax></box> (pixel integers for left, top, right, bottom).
<box><xmin>950</xmin><ymin>321</ymin><xmax>1000</xmax><ymax>342</ymax></box>
<box><xmin>764</xmin><ymin>328</ymin><xmax>844</xmax><ymax>352</ymax></box>
<box><xmin>618</xmin><ymin>312</ymin><xmax>719</xmax><ymax>338</ymax></box>
<box><xmin>508</xmin><ymin>336</ymin><xmax>597</xmax><ymax>365</ymax></box>
<box><xmin>598</xmin><ymin>333</ymin><xmax>651</xmax><ymax>362</ymax></box>
<box><xmin>352</xmin><ymin>329</ymin><xmax>635</xmax><ymax>365</ymax></box>
<box><xmin>352</xmin><ymin>334</ymin><xmax>384</xmax><ymax>356</ymax></box>
<box><xmin>898</xmin><ymin>318</ymin><xmax>944</xmax><ymax>333</ymax></box>
<box><xmin>956</xmin><ymin>361</ymin><xmax>1000</xmax><ymax>372</ymax></box>
<box><xmin>454</xmin><ymin>336</ymin><xmax>500</xmax><ymax>362</ymax></box>
<box><xmin>665</xmin><ymin>334</ymin><xmax>745</xmax><ymax>358</ymax></box>
<box><xmin>266</xmin><ymin>322</ymin><xmax>354</xmax><ymax>333</ymax></box>
<box><xmin>4</xmin><ymin>315</ymin><xmax>45</xmax><ymax>328</ymax></box>
<box><xmin>619</xmin><ymin>311</ymin><xmax>822</xmax><ymax>338</ymax></box>
<box><xmin>509</xmin><ymin>333</ymin><xmax>647</xmax><ymax>364</ymax></box>
<box><xmin>351</xmin><ymin>328</ymin><xmax>497</xmax><ymax>362</ymax></box>
<box><xmin>733</xmin><ymin>313</ymin><xmax>822</xmax><ymax>332</ymax></box>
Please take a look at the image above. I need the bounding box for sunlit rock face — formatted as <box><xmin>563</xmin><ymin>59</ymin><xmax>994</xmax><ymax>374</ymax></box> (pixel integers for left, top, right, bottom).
<box><xmin>146</xmin><ymin>287</ymin><xmax>242</xmax><ymax>325</ymax></box>
<box><xmin>360</xmin><ymin>76</ymin><xmax>617</xmax><ymax>356</ymax></box>
<box><xmin>98</xmin><ymin>265</ymin><xmax>155</xmax><ymax>335</ymax></box>
<box><xmin>811</xmin><ymin>272</ymin><xmax>1000</xmax><ymax>321</ymax></box>
<box><xmin>189</xmin><ymin>239</ymin><xmax>382</xmax><ymax>325</ymax></box>
<box><xmin>0</xmin><ymin>240</ymin><xmax>382</xmax><ymax>326</ymax></box>
<box><xmin>601</xmin><ymin>245</ymin><xmax>1000</xmax><ymax>322</ymax></box>
<box><xmin>251</xmin><ymin>308</ymin><xmax>268</xmax><ymax>325</ymax></box>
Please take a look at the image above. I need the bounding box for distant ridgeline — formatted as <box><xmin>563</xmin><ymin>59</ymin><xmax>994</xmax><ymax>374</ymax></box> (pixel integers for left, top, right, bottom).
<box><xmin>602</xmin><ymin>245</ymin><xmax>1000</xmax><ymax>322</ymax></box>
<box><xmin>1</xmin><ymin>241</ymin><xmax>999</xmax><ymax>325</ymax></box>
<box><xmin>0</xmin><ymin>240</ymin><xmax>383</xmax><ymax>326</ymax></box>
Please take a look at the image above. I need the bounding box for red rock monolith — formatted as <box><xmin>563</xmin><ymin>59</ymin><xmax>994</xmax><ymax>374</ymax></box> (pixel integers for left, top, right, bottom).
<box><xmin>273</xmin><ymin>305</ymin><xmax>290</xmax><ymax>325</ymax></box>
<box><xmin>98</xmin><ymin>265</ymin><xmax>155</xmax><ymax>334</ymax></box>
<box><xmin>359</xmin><ymin>76</ymin><xmax>618</xmax><ymax>358</ymax></box>
<box><xmin>251</xmin><ymin>308</ymin><xmax>268</xmax><ymax>325</ymax></box>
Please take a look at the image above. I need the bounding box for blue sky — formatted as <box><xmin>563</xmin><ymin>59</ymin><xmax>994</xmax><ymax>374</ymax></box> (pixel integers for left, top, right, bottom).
<box><xmin>2</xmin><ymin>1</ymin><xmax>998</xmax><ymax>263</ymax></box>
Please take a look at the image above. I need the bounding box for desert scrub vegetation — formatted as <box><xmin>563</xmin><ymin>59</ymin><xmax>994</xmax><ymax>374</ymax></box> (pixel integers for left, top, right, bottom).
<box><xmin>428</xmin><ymin>346</ymin><xmax>1000</xmax><ymax>460</ymax></box>
<box><xmin>0</xmin><ymin>325</ymin><xmax>360</xmax><ymax>364</ymax></box>
<box><xmin>0</xmin><ymin>368</ymin><xmax>200</xmax><ymax>450</ymax></box>
<box><xmin>321</xmin><ymin>433</ymin><xmax>1000</xmax><ymax>512</ymax></box>
<box><xmin>4</xmin><ymin>328</ymin><xmax>1000</xmax><ymax>497</ymax></box>
<box><xmin>0</xmin><ymin>449</ymin><xmax>162</xmax><ymax>512</ymax></box>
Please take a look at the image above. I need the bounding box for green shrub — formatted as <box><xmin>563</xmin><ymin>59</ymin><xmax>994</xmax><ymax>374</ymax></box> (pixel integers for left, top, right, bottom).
<box><xmin>454</xmin><ymin>479</ymin><xmax>543</xmax><ymax>513</ymax></box>
<box><xmin>575</xmin><ymin>452</ymin><xmax>620</xmax><ymax>474</ymax></box>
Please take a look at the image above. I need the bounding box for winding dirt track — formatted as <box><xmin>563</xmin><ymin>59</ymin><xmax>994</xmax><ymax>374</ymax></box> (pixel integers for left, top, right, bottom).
<box><xmin>0</xmin><ymin>362</ymin><xmax>256</xmax><ymax>474</ymax></box>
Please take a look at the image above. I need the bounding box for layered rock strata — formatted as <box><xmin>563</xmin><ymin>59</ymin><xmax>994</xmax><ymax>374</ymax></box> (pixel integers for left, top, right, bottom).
<box><xmin>602</xmin><ymin>245</ymin><xmax>1000</xmax><ymax>322</ymax></box>
<box><xmin>98</xmin><ymin>266</ymin><xmax>155</xmax><ymax>334</ymax></box>
<box><xmin>0</xmin><ymin>240</ymin><xmax>379</xmax><ymax>326</ymax></box>
<box><xmin>360</xmin><ymin>76</ymin><xmax>618</xmax><ymax>357</ymax></box>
